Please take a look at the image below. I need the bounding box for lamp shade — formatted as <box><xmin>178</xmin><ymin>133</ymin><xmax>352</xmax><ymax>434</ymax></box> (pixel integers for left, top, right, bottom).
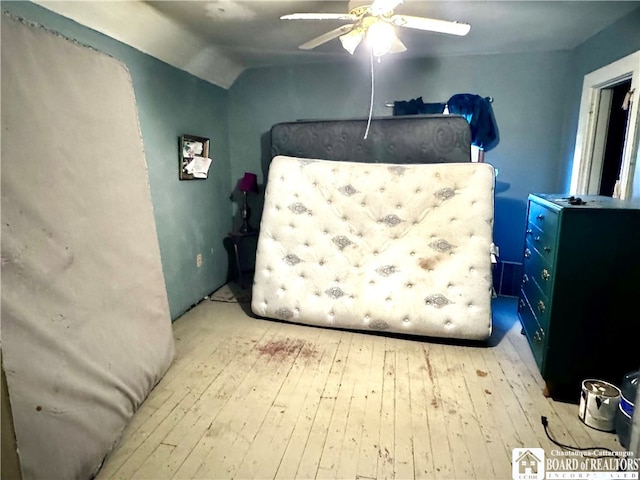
<box><xmin>237</xmin><ymin>172</ymin><xmax>258</xmax><ymax>193</ymax></box>
<box><xmin>367</xmin><ymin>21</ymin><xmax>396</xmax><ymax>57</ymax></box>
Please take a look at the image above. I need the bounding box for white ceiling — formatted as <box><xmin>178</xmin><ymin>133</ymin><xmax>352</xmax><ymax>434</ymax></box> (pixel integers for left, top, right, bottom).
<box><xmin>35</xmin><ymin>1</ymin><xmax>640</xmax><ymax>89</ymax></box>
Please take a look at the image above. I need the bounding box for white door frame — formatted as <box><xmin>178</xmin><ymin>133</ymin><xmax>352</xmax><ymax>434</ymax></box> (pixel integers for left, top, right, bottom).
<box><xmin>570</xmin><ymin>50</ymin><xmax>640</xmax><ymax>199</ymax></box>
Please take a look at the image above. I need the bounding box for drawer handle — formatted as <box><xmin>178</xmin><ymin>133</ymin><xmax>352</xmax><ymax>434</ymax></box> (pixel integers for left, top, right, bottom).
<box><xmin>533</xmin><ymin>330</ymin><xmax>541</xmax><ymax>342</ymax></box>
<box><xmin>519</xmin><ymin>298</ymin><xmax>526</xmax><ymax>309</ymax></box>
<box><xmin>522</xmin><ymin>273</ymin><xmax>529</xmax><ymax>284</ymax></box>
<box><xmin>534</xmin><ymin>236</ymin><xmax>541</xmax><ymax>242</ymax></box>
<box><xmin>526</xmin><ymin>229</ymin><xmax>533</xmax><ymax>235</ymax></box>
<box><xmin>544</xmin><ymin>246</ymin><xmax>552</xmax><ymax>253</ymax></box>
<box><xmin>541</xmin><ymin>269</ymin><xmax>551</xmax><ymax>281</ymax></box>
<box><xmin>536</xmin><ymin>214</ymin><xmax>545</xmax><ymax>221</ymax></box>
<box><xmin>524</xmin><ymin>248</ymin><xmax>531</xmax><ymax>258</ymax></box>
<box><xmin>537</xmin><ymin>300</ymin><xmax>546</xmax><ymax>314</ymax></box>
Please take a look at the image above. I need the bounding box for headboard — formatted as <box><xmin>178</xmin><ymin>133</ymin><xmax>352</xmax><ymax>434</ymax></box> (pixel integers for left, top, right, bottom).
<box><xmin>270</xmin><ymin>115</ymin><xmax>471</xmax><ymax>164</ymax></box>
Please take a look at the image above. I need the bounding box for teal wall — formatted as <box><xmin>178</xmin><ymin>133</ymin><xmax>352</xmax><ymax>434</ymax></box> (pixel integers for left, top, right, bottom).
<box><xmin>229</xmin><ymin>7</ymin><xmax>640</xmax><ymax>263</ymax></box>
<box><xmin>558</xmin><ymin>7</ymin><xmax>640</xmax><ymax>194</ymax></box>
<box><xmin>3</xmin><ymin>2</ymin><xmax>232</xmax><ymax>320</ymax></box>
<box><xmin>5</xmin><ymin>2</ymin><xmax>639</xmax><ymax>316</ymax></box>
<box><xmin>229</xmin><ymin>51</ymin><xmax>572</xmax><ymax>262</ymax></box>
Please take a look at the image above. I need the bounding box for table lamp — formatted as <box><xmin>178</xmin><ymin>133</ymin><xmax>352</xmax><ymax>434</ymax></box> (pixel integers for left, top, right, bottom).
<box><xmin>237</xmin><ymin>172</ymin><xmax>258</xmax><ymax>233</ymax></box>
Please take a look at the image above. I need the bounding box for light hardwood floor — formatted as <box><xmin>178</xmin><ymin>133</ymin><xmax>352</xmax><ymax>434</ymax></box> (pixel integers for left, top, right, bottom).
<box><xmin>96</xmin><ymin>296</ymin><xmax>621</xmax><ymax>479</ymax></box>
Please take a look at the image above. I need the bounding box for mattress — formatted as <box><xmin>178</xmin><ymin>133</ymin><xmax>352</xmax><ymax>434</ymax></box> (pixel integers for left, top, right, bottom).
<box><xmin>2</xmin><ymin>13</ymin><xmax>174</xmax><ymax>479</ymax></box>
<box><xmin>252</xmin><ymin>155</ymin><xmax>495</xmax><ymax>341</ymax></box>
<box><xmin>270</xmin><ymin>115</ymin><xmax>472</xmax><ymax>164</ymax></box>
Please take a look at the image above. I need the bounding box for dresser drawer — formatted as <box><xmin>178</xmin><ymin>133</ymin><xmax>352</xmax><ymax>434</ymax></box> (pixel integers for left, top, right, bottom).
<box><xmin>528</xmin><ymin>201</ymin><xmax>559</xmax><ymax>240</ymax></box>
<box><xmin>522</xmin><ymin>240</ymin><xmax>554</xmax><ymax>300</ymax></box>
<box><xmin>521</xmin><ymin>269</ymin><xmax>550</xmax><ymax>331</ymax></box>
<box><xmin>525</xmin><ymin>221</ymin><xmax>557</xmax><ymax>263</ymax></box>
<box><xmin>517</xmin><ymin>291</ymin><xmax>546</xmax><ymax>369</ymax></box>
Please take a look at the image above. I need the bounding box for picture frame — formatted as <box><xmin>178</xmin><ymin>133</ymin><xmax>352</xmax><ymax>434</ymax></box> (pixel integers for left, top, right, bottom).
<box><xmin>179</xmin><ymin>134</ymin><xmax>210</xmax><ymax>180</ymax></box>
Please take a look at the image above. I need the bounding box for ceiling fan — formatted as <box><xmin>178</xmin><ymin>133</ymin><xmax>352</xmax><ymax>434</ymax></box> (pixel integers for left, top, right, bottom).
<box><xmin>281</xmin><ymin>0</ymin><xmax>471</xmax><ymax>57</ymax></box>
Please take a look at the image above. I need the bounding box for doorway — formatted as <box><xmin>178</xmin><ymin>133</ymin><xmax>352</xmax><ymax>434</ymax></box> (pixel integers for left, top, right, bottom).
<box><xmin>570</xmin><ymin>50</ymin><xmax>640</xmax><ymax>199</ymax></box>
<box><xmin>595</xmin><ymin>79</ymin><xmax>631</xmax><ymax>196</ymax></box>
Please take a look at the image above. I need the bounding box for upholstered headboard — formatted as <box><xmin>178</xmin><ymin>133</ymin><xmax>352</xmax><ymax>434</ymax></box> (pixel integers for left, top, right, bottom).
<box><xmin>270</xmin><ymin>115</ymin><xmax>472</xmax><ymax>164</ymax></box>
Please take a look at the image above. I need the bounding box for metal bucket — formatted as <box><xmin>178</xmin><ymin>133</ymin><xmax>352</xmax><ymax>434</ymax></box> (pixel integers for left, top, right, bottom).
<box><xmin>578</xmin><ymin>379</ymin><xmax>621</xmax><ymax>431</ymax></box>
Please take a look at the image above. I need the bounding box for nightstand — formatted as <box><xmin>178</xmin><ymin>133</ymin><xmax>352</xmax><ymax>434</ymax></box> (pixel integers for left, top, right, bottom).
<box><xmin>228</xmin><ymin>230</ymin><xmax>259</xmax><ymax>289</ymax></box>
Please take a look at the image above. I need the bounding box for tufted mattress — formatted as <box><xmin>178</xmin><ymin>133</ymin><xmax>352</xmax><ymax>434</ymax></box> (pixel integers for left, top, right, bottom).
<box><xmin>251</xmin><ymin>155</ymin><xmax>496</xmax><ymax>341</ymax></box>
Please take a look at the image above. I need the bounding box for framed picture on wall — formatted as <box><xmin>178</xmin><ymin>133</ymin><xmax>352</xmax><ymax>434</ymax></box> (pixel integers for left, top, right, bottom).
<box><xmin>179</xmin><ymin>134</ymin><xmax>211</xmax><ymax>180</ymax></box>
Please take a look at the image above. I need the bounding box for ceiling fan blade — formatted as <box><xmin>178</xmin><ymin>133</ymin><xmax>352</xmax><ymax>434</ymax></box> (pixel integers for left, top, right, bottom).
<box><xmin>370</xmin><ymin>0</ymin><xmax>403</xmax><ymax>16</ymax></box>
<box><xmin>299</xmin><ymin>24</ymin><xmax>356</xmax><ymax>50</ymax></box>
<box><xmin>389</xmin><ymin>15</ymin><xmax>471</xmax><ymax>36</ymax></box>
<box><xmin>281</xmin><ymin>13</ymin><xmax>358</xmax><ymax>21</ymax></box>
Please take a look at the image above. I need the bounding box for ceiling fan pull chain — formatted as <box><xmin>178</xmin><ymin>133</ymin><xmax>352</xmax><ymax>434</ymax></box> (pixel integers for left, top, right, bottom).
<box><xmin>364</xmin><ymin>48</ymin><xmax>376</xmax><ymax>140</ymax></box>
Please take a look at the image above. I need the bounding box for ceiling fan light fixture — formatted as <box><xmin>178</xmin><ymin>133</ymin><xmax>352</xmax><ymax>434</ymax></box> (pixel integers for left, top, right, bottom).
<box><xmin>282</xmin><ymin>3</ymin><xmax>471</xmax><ymax>56</ymax></box>
<box><xmin>369</xmin><ymin>0</ymin><xmax>403</xmax><ymax>16</ymax></box>
<box><xmin>340</xmin><ymin>29</ymin><xmax>364</xmax><ymax>55</ymax></box>
<box><xmin>389</xmin><ymin>35</ymin><xmax>407</xmax><ymax>54</ymax></box>
<box><xmin>366</xmin><ymin>21</ymin><xmax>397</xmax><ymax>57</ymax></box>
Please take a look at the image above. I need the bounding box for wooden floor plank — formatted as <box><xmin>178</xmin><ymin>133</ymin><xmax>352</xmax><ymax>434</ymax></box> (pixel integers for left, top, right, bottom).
<box><xmin>273</xmin><ymin>330</ymin><xmax>343</xmax><ymax>480</ymax></box>
<box><xmin>131</xmin><ymin>329</ymin><xmax>274</xmax><ymax>479</ymax></box>
<box><xmin>376</xmin><ymin>343</ymin><xmax>397</xmax><ymax>480</ymax></box>
<box><xmin>459</xmin><ymin>347</ymin><xmax>515</xmax><ymax>478</ymax></box>
<box><xmin>355</xmin><ymin>335</ymin><xmax>387</xmax><ymax>480</ymax></box>
<box><xmin>95</xmin><ymin>298</ymin><xmax>626</xmax><ymax>480</ymax></box>
<box><xmin>233</xmin><ymin>324</ymin><xmax>327</xmax><ymax>479</ymax></box>
<box><xmin>294</xmin><ymin>333</ymin><xmax>353</xmax><ymax>478</ymax></box>
<box><xmin>97</xmin><ymin>387</ymin><xmax>192</xmax><ymax>479</ymax></box>
<box><xmin>171</xmin><ymin>327</ymin><xmax>281</xmax><ymax>479</ymax></box>
<box><xmin>442</xmin><ymin>344</ymin><xmax>496</xmax><ymax>479</ymax></box>
<box><xmin>194</xmin><ymin>327</ymin><xmax>318</xmax><ymax>478</ymax></box>
<box><xmin>122</xmin><ymin>301</ymin><xmax>268</xmax><ymax>461</ymax></box>
<box><xmin>316</xmin><ymin>332</ymin><xmax>366</xmax><ymax>479</ymax></box>
<box><xmin>480</xmin><ymin>340</ymin><xmax>542</xmax><ymax>449</ymax></box>
<box><xmin>428</xmin><ymin>342</ymin><xmax>476</xmax><ymax>479</ymax></box>
<box><xmin>420</xmin><ymin>342</ymin><xmax>456</xmax><ymax>479</ymax></box>
<box><xmin>334</xmin><ymin>332</ymin><xmax>374</xmax><ymax>480</ymax></box>
<box><xmin>393</xmin><ymin>342</ymin><xmax>416</xmax><ymax>480</ymax></box>
<box><xmin>405</xmin><ymin>341</ymin><xmax>435</xmax><ymax>479</ymax></box>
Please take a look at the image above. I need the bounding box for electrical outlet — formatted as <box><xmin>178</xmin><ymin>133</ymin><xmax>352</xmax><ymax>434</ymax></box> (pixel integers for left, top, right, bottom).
<box><xmin>196</xmin><ymin>253</ymin><xmax>202</xmax><ymax>267</ymax></box>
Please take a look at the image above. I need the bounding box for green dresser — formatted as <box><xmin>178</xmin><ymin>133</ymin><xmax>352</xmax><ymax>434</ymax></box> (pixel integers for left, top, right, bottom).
<box><xmin>517</xmin><ymin>194</ymin><xmax>640</xmax><ymax>398</ymax></box>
